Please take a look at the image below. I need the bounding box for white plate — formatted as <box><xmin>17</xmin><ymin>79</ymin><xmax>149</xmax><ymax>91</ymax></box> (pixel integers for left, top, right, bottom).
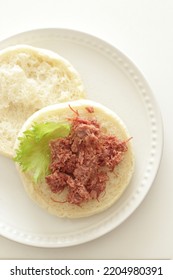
<box><xmin>0</xmin><ymin>28</ymin><xmax>163</xmax><ymax>247</ymax></box>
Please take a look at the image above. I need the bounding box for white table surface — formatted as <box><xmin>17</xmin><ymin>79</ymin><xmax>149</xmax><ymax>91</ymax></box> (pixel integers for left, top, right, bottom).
<box><xmin>0</xmin><ymin>0</ymin><xmax>172</xmax><ymax>260</ymax></box>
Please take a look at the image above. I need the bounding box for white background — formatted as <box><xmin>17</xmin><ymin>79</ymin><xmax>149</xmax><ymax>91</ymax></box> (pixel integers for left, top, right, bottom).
<box><xmin>0</xmin><ymin>0</ymin><xmax>172</xmax><ymax>259</ymax></box>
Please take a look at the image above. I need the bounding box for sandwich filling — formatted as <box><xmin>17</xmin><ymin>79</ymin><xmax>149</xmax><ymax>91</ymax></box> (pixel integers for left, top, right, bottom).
<box><xmin>46</xmin><ymin>107</ymin><xmax>128</xmax><ymax>206</ymax></box>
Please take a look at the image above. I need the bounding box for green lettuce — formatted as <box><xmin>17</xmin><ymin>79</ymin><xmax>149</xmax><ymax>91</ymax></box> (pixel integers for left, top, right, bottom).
<box><xmin>14</xmin><ymin>122</ymin><xmax>71</xmax><ymax>183</ymax></box>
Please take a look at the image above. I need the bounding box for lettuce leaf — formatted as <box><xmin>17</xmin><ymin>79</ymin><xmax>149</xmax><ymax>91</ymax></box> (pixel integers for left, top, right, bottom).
<box><xmin>14</xmin><ymin>122</ymin><xmax>71</xmax><ymax>183</ymax></box>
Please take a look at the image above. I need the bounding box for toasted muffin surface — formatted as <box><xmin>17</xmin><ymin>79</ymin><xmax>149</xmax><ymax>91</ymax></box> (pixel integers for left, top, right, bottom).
<box><xmin>0</xmin><ymin>45</ymin><xmax>85</xmax><ymax>158</ymax></box>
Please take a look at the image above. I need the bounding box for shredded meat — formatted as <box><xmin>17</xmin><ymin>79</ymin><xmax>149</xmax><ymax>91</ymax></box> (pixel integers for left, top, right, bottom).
<box><xmin>85</xmin><ymin>106</ymin><xmax>95</xmax><ymax>113</ymax></box>
<box><xmin>46</xmin><ymin>111</ymin><xmax>128</xmax><ymax>205</ymax></box>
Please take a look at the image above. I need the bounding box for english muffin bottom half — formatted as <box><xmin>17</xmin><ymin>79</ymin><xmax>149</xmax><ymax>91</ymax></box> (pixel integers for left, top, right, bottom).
<box><xmin>14</xmin><ymin>99</ymin><xmax>135</xmax><ymax>218</ymax></box>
